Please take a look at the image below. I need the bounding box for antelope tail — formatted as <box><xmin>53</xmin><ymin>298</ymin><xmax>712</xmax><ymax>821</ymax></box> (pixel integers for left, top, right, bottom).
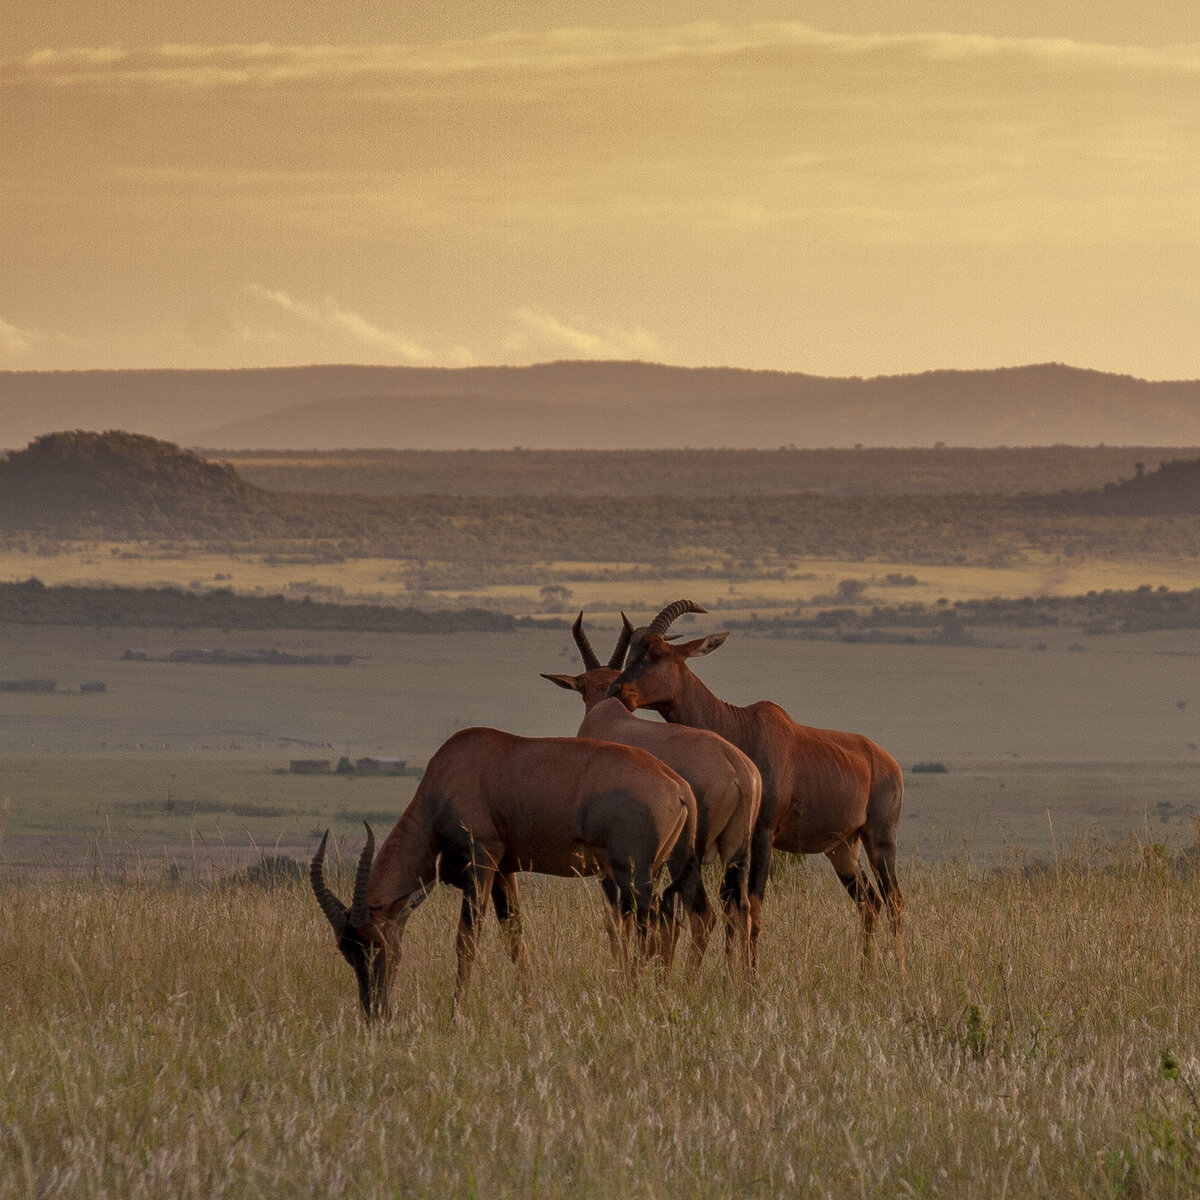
<box><xmin>653</xmin><ymin>801</ymin><xmax>692</xmax><ymax>877</ymax></box>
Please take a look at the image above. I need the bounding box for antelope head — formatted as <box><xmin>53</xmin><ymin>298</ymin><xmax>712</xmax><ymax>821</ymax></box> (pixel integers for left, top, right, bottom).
<box><xmin>541</xmin><ymin>611</ymin><xmax>635</xmax><ymax>708</ymax></box>
<box><xmin>607</xmin><ymin>599</ymin><xmax>729</xmax><ymax>713</ymax></box>
<box><xmin>310</xmin><ymin>823</ymin><xmax>393</xmax><ymax>1019</ymax></box>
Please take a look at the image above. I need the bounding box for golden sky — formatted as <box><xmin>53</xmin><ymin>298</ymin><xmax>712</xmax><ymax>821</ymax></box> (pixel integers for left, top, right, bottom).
<box><xmin>4</xmin><ymin>2</ymin><xmax>1200</xmax><ymax>377</ymax></box>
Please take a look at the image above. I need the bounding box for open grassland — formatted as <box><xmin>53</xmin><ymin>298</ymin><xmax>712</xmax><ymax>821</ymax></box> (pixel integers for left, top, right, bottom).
<box><xmin>1</xmin><ymin>542</ymin><xmax>1199</xmax><ymax>619</ymax></box>
<box><xmin>4</xmin><ymin>758</ymin><xmax>1200</xmax><ymax>880</ymax></box>
<box><xmin>4</xmin><ymin>853</ymin><xmax>1200</xmax><ymax>1198</ymax></box>
<box><xmin>0</xmin><ymin>759</ymin><xmax>421</xmax><ymax>880</ymax></box>
<box><xmin>3</xmin><ymin>623</ymin><xmax>1200</xmax><ymax>869</ymax></box>
<box><xmin>4</xmin><ymin>625</ymin><xmax>1199</xmax><ymax>770</ymax></box>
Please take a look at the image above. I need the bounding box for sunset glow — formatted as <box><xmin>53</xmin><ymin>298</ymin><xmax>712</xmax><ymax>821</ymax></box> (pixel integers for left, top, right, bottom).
<box><xmin>5</xmin><ymin>2</ymin><xmax>1200</xmax><ymax>377</ymax></box>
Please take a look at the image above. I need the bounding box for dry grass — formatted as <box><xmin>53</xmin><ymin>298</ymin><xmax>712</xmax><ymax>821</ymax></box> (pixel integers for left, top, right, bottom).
<box><xmin>4</xmin><ymin>850</ymin><xmax>1200</xmax><ymax>1198</ymax></box>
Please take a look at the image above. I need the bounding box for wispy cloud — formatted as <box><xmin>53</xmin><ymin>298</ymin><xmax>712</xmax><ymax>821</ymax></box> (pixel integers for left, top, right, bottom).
<box><xmin>0</xmin><ymin>315</ymin><xmax>34</xmax><ymax>357</ymax></box>
<box><xmin>0</xmin><ymin>315</ymin><xmax>89</xmax><ymax>362</ymax></box>
<box><xmin>509</xmin><ymin>308</ymin><xmax>663</xmax><ymax>360</ymax></box>
<box><xmin>8</xmin><ymin>27</ymin><xmax>1200</xmax><ymax>91</ymax></box>
<box><xmin>9</xmin><ymin>23</ymin><xmax>1197</xmax><ymax>250</ymax></box>
<box><xmin>246</xmin><ymin>285</ymin><xmax>474</xmax><ymax>365</ymax></box>
<box><xmin>6</xmin><ymin>22</ymin><xmax>1200</xmax><ymax>376</ymax></box>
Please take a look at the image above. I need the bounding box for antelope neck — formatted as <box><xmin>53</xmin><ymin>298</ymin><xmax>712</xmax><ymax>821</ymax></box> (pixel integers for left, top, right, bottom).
<box><xmin>369</xmin><ymin>797</ymin><xmax>438</xmax><ymax>912</ymax></box>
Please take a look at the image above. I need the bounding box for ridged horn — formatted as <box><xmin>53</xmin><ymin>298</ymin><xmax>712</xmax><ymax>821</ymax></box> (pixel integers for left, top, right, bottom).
<box><xmin>310</xmin><ymin>829</ymin><xmax>348</xmax><ymax>933</ymax></box>
<box><xmin>571</xmin><ymin>612</ymin><xmax>601</xmax><ymax>671</ymax></box>
<box><xmin>609</xmin><ymin>613</ymin><xmax>635</xmax><ymax>669</ymax></box>
<box><xmin>348</xmin><ymin>821</ymin><xmax>376</xmax><ymax>929</ymax></box>
<box><xmin>645</xmin><ymin>599</ymin><xmax>708</xmax><ymax>638</ymax></box>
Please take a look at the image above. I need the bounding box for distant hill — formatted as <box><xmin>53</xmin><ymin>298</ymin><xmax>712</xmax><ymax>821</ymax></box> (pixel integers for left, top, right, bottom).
<box><xmin>1045</xmin><ymin>455</ymin><xmax>1200</xmax><ymax>515</ymax></box>
<box><xmin>5</xmin><ymin>361</ymin><xmax>1200</xmax><ymax>450</ymax></box>
<box><xmin>0</xmin><ymin>430</ymin><xmax>269</xmax><ymax>535</ymax></box>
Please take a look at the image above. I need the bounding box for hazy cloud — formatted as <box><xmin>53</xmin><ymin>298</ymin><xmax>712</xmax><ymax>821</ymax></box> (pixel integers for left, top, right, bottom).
<box><xmin>247</xmin><ymin>285</ymin><xmax>474</xmax><ymax>365</ymax></box>
<box><xmin>0</xmin><ymin>316</ymin><xmax>89</xmax><ymax>362</ymax></box>
<box><xmin>9</xmin><ymin>24</ymin><xmax>1197</xmax><ymax>248</ymax></box>
<box><xmin>0</xmin><ymin>316</ymin><xmax>34</xmax><ymax>357</ymax></box>
<box><xmin>6</xmin><ymin>19</ymin><xmax>1200</xmax><ymax>376</ymax></box>
<box><xmin>510</xmin><ymin>308</ymin><xmax>663</xmax><ymax>359</ymax></box>
<box><xmin>9</xmin><ymin>27</ymin><xmax>1200</xmax><ymax>91</ymax></box>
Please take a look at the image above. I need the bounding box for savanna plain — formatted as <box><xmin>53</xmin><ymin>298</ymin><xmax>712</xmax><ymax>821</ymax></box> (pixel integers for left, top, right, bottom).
<box><xmin>4</xmin><ymin>618</ymin><xmax>1200</xmax><ymax>1198</ymax></box>
<box><xmin>4</xmin><ymin>442</ymin><xmax>1200</xmax><ymax>1197</ymax></box>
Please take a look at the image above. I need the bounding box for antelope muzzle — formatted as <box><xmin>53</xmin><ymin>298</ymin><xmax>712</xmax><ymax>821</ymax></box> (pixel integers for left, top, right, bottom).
<box><xmin>606</xmin><ymin>679</ymin><xmax>640</xmax><ymax>710</ymax></box>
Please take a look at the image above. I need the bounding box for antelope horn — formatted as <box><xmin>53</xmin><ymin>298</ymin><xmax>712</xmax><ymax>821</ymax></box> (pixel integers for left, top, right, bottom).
<box><xmin>310</xmin><ymin>829</ymin><xmax>348</xmax><ymax>934</ymax></box>
<box><xmin>571</xmin><ymin>611</ymin><xmax>601</xmax><ymax>671</ymax></box>
<box><xmin>608</xmin><ymin>613</ymin><xmax>635</xmax><ymax>669</ymax></box>
<box><xmin>348</xmin><ymin>821</ymin><xmax>376</xmax><ymax>929</ymax></box>
<box><xmin>645</xmin><ymin>599</ymin><xmax>709</xmax><ymax>638</ymax></box>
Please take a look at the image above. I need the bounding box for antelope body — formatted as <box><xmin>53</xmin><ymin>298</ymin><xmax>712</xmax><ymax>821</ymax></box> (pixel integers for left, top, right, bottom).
<box><xmin>608</xmin><ymin>601</ymin><xmax>905</xmax><ymax>972</ymax></box>
<box><xmin>311</xmin><ymin>726</ymin><xmax>693</xmax><ymax>1018</ymax></box>
<box><xmin>543</xmin><ymin>614</ymin><xmax>762</xmax><ymax>975</ymax></box>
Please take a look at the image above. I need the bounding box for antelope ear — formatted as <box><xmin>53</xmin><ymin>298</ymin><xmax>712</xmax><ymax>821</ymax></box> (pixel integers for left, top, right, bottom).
<box><xmin>679</xmin><ymin>631</ymin><xmax>729</xmax><ymax>658</ymax></box>
<box><xmin>540</xmin><ymin>672</ymin><xmax>583</xmax><ymax>692</ymax></box>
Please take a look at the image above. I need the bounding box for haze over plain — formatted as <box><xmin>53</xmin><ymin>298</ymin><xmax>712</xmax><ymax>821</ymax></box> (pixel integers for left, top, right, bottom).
<box><xmin>4</xmin><ymin>0</ymin><xmax>1200</xmax><ymax>404</ymax></box>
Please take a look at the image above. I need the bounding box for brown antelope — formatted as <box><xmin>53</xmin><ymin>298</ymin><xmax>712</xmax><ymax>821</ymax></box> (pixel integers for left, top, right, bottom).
<box><xmin>542</xmin><ymin>613</ymin><xmax>762</xmax><ymax>977</ymax></box>
<box><xmin>310</xmin><ymin>725</ymin><xmax>693</xmax><ymax>1019</ymax></box>
<box><xmin>608</xmin><ymin>600</ymin><xmax>905</xmax><ymax>973</ymax></box>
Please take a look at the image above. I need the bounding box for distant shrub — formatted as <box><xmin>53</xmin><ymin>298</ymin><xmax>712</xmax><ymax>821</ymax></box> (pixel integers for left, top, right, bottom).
<box><xmin>222</xmin><ymin>855</ymin><xmax>306</xmax><ymax>890</ymax></box>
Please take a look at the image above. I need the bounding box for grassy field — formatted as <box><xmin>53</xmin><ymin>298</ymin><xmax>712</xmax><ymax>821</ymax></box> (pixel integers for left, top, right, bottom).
<box><xmin>3</xmin><ymin>542</ymin><xmax>1200</xmax><ymax>619</ymax></box>
<box><xmin>8</xmin><ymin>450</ymin><xmax>1200</xmax><ymax>1194</ymax></box>
<box><xmin>2</xmin><ymin>622</ymin><xmax>1199</xmax><ymax>872</ymax></box>
<box><xmin>5</xmin><ymin>758</ymin><xmax>1199</xmax><ymax>880</ymax></box>
<box><xmin>4</xmin><ymin>851</ymin><xmax>1200</xmax><ymax>1198</ymax></box>
<box><xmin>4</xmin><ymin>605</ymin><xmax>1200</xmax><ymax>1196</ymax></box>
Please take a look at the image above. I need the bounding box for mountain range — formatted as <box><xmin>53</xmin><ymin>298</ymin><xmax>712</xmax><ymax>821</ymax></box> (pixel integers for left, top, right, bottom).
<box><xmin>5</xmin><ymin>361</ymin><xmax>1200</xmax><ymax>450</ymax></box>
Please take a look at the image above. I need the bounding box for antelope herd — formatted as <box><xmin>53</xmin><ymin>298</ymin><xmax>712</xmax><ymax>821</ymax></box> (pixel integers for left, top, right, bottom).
<box><xmin>312</xmin><ymin>599</ymin><xmax>905</xmax><ymax>1018</ymax></box>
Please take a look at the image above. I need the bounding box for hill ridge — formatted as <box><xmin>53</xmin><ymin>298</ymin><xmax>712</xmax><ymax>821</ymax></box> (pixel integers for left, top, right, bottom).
<box><xmin>5</xmin><ymin>361</ymin><xmax>1200</xmax><ymax>450</ymax></box>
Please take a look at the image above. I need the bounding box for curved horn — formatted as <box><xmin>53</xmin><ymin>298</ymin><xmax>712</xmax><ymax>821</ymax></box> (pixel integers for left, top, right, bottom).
<box><xmin>571</xmin><ymin>611</ymin><xmax>601</xmax><ymax>671</ymax></box>
<box><xmin>348</xmin><ymin>821</ymin><xmax>376</xmax><ymax>929</ymax></box>
<box><xmin>608</xmin><ymin>613</ymin><xmax>635</xmax><ymax>669</ymax></box>
<box><xmin>310</xmin><ymin>829</ymin><xmax>348</xmax><ymax>933</ymax></box>
<box><xmin>645</xmin><ymin>599</ymin><xmax>708</xmax><ymax>638</ymax></box>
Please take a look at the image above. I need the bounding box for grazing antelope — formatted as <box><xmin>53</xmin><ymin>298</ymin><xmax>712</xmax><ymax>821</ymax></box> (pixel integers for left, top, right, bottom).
<box><xmin>542</xmin><ymin>613</ymin><xmax>762</xmax><ymax>977</ymax></box>
<box><xmin>310</xmin><ymin>726</ymin><xmax>693</xmax><ymax>1019</ymax></box>
<box><xmin>608</xmin><ymin>600</ymin><xmax>905</xmax><ymax>973</ymax></box>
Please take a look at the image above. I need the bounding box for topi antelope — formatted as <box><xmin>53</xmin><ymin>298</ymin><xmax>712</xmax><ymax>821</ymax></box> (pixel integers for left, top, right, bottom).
<box><xmin>310</xmin><ymin>725</ymin><xmax>693</xmax><ymax>1019</ymax></box>
<box><xmin>608</xmin><ymin>600</ymin><xmax>905</xmax><ymax>972</ymax></box>
<box><xmin>542</xmin><ymin>612</ymin><xmax>762</xmax><ymax>977</ymax></box>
